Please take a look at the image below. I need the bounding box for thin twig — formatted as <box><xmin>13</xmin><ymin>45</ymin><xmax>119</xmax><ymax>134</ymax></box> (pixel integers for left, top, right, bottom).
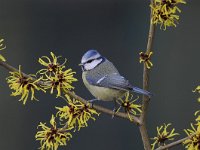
<box><xmin>0</xmin><ymin>61</ymin><xmax>141</xmax><ymax>125</ymax></box>
<box><xmin>140</xmin><ymin>0</ymin><xmax>155</xmax><ymax>123</ymax></box>
<box><xmin>139</xmin><ymin>0</ymin><xmax>156</xmax><ymax>149</ymax></box>
<box><xmin>155</xmin><ymin>134</ymin><xmax>195</xmax><ymax>150</ymax></box>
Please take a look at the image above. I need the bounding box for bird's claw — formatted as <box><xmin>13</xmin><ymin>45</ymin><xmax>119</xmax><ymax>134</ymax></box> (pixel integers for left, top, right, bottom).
<box><xmin>87</xmin><ymin>99</ymin><xmax>98</xmax><ymax>107</ymax></box>
<box><xmin>112</xmin><ymin>108</ymin><xmax>117</xmax><ymax>119</ymax></box>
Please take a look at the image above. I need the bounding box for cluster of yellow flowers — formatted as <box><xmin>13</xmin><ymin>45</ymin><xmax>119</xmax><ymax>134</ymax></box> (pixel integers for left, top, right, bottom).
<box><xmin>37</xmin><ymin>52</ymin><xmax>77</xmax><ymax>97</ymax></box>
<box><xmin>35</xmin><ymin>115</ymin><xmax>73</xmax><ymax>150</ymax></box>
<box><xmin>151</xmin><ymin>123</ymin><xmax>179</xmax><ymax>149</ymax></box>
<box><xmin>183</xmin><ymin>116</ymin><xmax>200</xmax><ymax>149</ymax></box>
<box><xmin>36</xmin><ymin>95</ymin><xmax>100</xmax><ymax>150</ymax></box>
<box><xmin>183</xmin><ymin>88</ymin><xmax>200</xmax><ymax>150</ymax></box>
<box><xmin>6</xmin><ymin>52</ymin><xmax>77</xmax><ymax>105</ymax></box>
<box><xmin>56</xmin><ymin>95</ymin><xmax>100</xmax><ymax>131</ymax></box>
<box><xmin>0</xmin><ymin>38</ymin><xmax>6</xmax><ymax>61</ymax></box>
<box><xmin>35</xmin><ymin>92</ymin><xmax>142</xmax><ymax>150</ymax></box>
<box><xmin>151</xmin><ymin>86</ymin><xmax>200</xmax><ymax>150</ymax></box>
<box><xmin>7</xmin><ymin>66</ymin><xmax>44</xmax><ymax>104</ymax></box>
<box><xmin>151</xmin><ymin>0</ymin><xmax>186</xmax><ymax>30</ymax></box>
<box><xmin>116</xmin><ymin>92</ymin><xmax>142</xmax><ymax>121</ymax></box>
<box><xmin>35</xmin><ymin>91</ymin><xmax>143</xmax><ymax>149</ymax></box>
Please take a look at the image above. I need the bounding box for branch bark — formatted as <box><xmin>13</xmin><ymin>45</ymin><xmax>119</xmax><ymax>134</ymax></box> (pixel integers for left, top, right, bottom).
<box><xmin>155</xmin><ymin>134</ymin><xmax>195</xmax><ymax>150</ymax></box>
<box><xmin>0</xmin><ymin>61</ymin><xmax>141</xmax><ymax>125</ymax></box>
<box><xmin>139</xmin><ymin>0</ymin><xmax>156</xmax><ymax>149</ymax></box>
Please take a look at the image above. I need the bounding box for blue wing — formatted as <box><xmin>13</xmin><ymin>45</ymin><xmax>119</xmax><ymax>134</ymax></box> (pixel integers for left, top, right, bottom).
<box><xmin>86</xmin><ymin>73</ymin><xmax>152</xmax><ymax>97</ymax></box>
<box><xmin>86</xmin><ymin>73</ymin><xmax>132</xmax><ymax>91</ymax></box>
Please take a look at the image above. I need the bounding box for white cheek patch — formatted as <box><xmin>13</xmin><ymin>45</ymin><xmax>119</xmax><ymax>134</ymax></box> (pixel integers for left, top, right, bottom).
<box><xmin>84</xmin><ymin>59</ymin><xmax>102</xmax><ymax>71</ymax></box>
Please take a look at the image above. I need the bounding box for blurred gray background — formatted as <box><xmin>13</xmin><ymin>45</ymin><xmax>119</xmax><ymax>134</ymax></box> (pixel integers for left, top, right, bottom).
<box><xmin>0</xmin><ymin>0</ymin><xmax>199</xmax><ymax>149</ymax></box>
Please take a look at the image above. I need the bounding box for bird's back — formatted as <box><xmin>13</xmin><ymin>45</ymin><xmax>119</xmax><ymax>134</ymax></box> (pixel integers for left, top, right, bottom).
<box><xmin>85</xmin><ymin>59</ymin><xmax>119</xmax><ymax>78</ymax></box>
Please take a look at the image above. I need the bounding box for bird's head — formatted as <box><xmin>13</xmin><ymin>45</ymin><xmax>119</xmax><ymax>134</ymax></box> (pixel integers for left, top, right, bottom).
<box><xmin>79</xmin><ymin>50</ymin><xmax>104</xmax><ymax>71</ymax></box>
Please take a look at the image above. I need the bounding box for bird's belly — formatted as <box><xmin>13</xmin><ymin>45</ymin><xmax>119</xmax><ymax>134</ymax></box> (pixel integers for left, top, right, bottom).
<box><xmin>87</xmin><ymin>84</ymin><xmax>124</xmax><ymax>101</ymax></box>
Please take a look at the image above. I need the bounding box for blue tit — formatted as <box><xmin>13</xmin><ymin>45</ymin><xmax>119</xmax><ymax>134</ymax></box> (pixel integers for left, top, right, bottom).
<box><xmin>80</xmin><ymin>50</ymin><xmax>152</xmax><ymax>102</ymax></box>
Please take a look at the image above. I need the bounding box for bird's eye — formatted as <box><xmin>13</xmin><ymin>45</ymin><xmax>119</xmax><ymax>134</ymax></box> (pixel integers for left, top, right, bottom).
<box><xmin>86</xmin><ymin>59</ymin><xmax>94</xmax><ymax>63</ymax></box>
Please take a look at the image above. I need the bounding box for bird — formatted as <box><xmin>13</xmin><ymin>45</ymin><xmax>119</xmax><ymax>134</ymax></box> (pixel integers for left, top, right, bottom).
<box><xmin>79</xmin><ymin>50</ymin><xmax>152</xmax><ymax>103</ymax></box>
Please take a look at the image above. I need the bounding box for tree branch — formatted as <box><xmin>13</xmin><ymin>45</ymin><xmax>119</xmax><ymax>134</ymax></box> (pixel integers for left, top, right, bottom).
<box><xmin>139</xmin><ymin>0</ymin><xmax>156</xmax><ymax>149</ymax></box>
<box><xmin>0</xmin><ymin>61</ymin><xmax>141</xmax><ymax>125</ymax></box>
<box><xmin>65</xmin><ymin>90</ymin><xmax>141</xmax><ymax>124</ymax></box>
<box><xmin>155</xmin><ymin>134</ymin><xmax>195</xmax><ymax>150</ymax></box>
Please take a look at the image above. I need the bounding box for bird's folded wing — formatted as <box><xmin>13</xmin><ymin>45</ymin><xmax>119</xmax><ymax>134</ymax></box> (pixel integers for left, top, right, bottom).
<box><xmin>86</xmin><ymin>73</ymin><xmax>132</xmax><ymax>91</ymax></box>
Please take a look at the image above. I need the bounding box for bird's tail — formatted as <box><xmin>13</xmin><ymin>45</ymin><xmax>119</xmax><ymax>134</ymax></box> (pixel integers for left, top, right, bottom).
<box><xmin>132</xmin><ymin>86</ymin><xmax>152</xmax><ymax>97</ymax></box>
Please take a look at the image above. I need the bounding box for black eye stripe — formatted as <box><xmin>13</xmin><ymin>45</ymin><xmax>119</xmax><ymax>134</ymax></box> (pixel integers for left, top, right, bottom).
<box><xmin>86</xmin><ymin>57</ymin><xmax>102</xmax><ymax>64</ymax></box>
<box><xmin>86</xmin><ymin>59</ymin><xmax>94</xmax><ymax>63</ymax></box>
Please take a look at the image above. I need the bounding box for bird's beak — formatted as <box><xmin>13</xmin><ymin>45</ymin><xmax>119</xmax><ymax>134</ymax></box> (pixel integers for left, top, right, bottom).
<box><xmin>79</xmin><ymin>63</ymin><xmax>84</xmax><ymax>66</ymax></box>
<box><xmin>79</xmin><ymin>63</ymin><xmax>85</xmax><ymax>71</ymax></box>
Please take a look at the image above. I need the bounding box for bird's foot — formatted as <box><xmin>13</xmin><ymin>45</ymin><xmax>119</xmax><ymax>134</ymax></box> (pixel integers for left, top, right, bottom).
<box><xmin>87</xmin><ymin>99</ymin><xmax>99</xmax><ymax>107</ymax></box>
<box><xmin>111</xmin><ymin>100</ymin><xmax>119</xmax><ymax>119</ymax></box>
<box><xmin>112</xmin><ymin>108</ymin><xmax>117</xmax><ymax>119</ymax></box>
